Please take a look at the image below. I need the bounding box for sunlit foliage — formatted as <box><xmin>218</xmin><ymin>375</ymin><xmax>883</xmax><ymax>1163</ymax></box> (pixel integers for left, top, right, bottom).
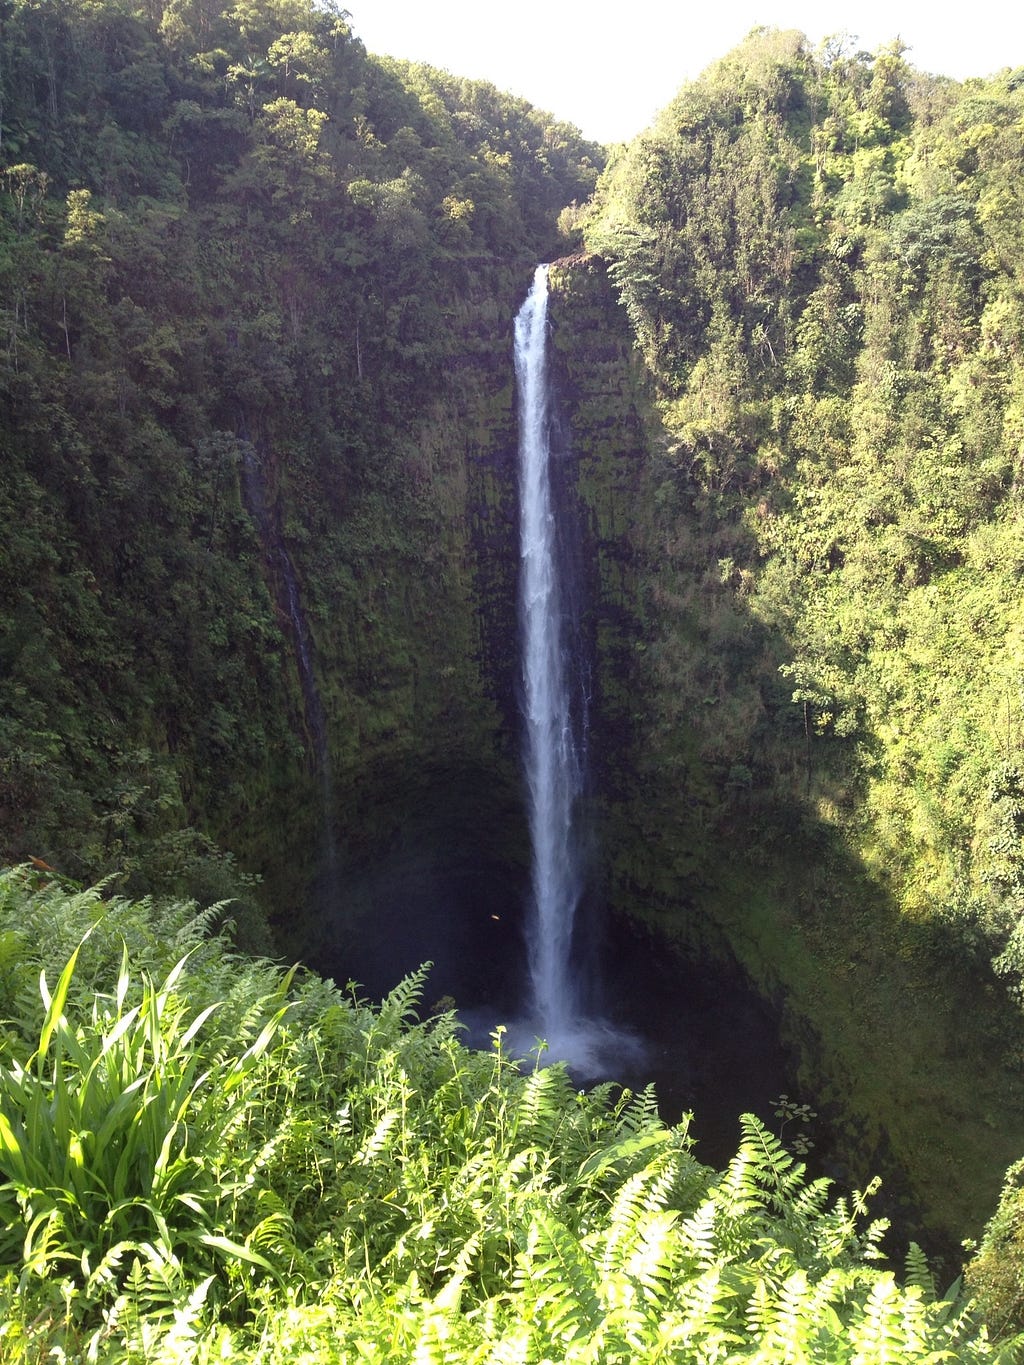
<box><xmin>0</xmin><ymin>868</ymin><xmax>1014</xmax><ymax>1360</ymax></box>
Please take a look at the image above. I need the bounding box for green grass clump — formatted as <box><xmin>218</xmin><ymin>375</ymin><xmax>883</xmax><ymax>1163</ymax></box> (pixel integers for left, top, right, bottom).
<box><xmin>0</xmin><ymin>866</ymin><xmax>1017</xmax><ymax>1361</ymax></box>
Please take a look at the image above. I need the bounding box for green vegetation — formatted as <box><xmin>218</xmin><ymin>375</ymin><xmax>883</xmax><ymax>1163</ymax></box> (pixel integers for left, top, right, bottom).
<box><xmin>558</xmin><ymin>30</ymin><xmax>1024</xmax><ymax>1247</ymax></box>
<box><xmin>584</xmin><ymin>27</ymin><xmax>1024</xmax><ymax>961</ymax></box>
<box><xmin>584</xmin><ymin>29</ymin><xmax>1024</xmax><ymax>960</ymax></box>
<box><xmin>0</xmin><ymin>867</ymin><xmax>1016</xmax><ymax>1361</ymax></box>
<box><xmin>0</xmin><ymin>0</ymin><xmax>600</xmax><ymax>922</ymax></box>
<box><xmin>7</xmin><ymin>0</ymin><xmax>1024</xmax><ymax>1348</ymax></box>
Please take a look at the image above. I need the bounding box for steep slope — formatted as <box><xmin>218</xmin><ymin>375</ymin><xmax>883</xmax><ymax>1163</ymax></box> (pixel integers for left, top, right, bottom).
<box><xmin>0</xmin><ymin>0</ymin><xmax>601</xmax><ymax>966</ymax></box>
<box><xmin>571</xmin><ymin>29</ymin><xmax>1024</xmax><ymax>1243</ymax></box>
<box><xmin>7</xmin><ymin>0</ymin><xmax>1024</xmax><ymax>1258</ymax></box>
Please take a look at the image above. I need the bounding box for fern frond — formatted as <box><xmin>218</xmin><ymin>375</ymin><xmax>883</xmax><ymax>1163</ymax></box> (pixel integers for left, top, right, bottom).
<box><xmin>848</xmin><ymin>1273</ymin><xmax>908</xmax><ymax>1361</ymax></box>
<box><xmin>746</xmin><ymin>1274</ymin><xmax>775</xmax><ymax>1338</ymax></box>
<box><xmin>622</xmin><ymin>1208</ymin><xmax>680</xmax><ymax>1302</ymax></box>
<box><xmin>354</xmin><ymin>1107</ymin><xmax>400</xmax><ymax>1166</ymax></box>
<box><xmin>791</xmin><ymin>1174</ymin><xmax>834</xmax><ymax>1224</ymax></box>
<box><xmin>601</xmin><ymin>1165</ymin><xmax>659</xmax><ymax>1277</ymax></box>
<box><xmin>577</xmin><ymin>1127</ymin><xmax>672</xmax><ymax>1188</ymax></box>
<box><xmin>739</xmin><ymin>1112</ymin><xmax>807</xmax><ymax>1206</ymax></box>
<box><xmin>679</xmin><ymin>1198</ymin><xmax>719</xmax><ymax>1272</ymax></box>
<box><xmin>514</xmin><ymin>1063</ymin><xmax>570</xmax><ymax>1149</ymax></box>
<box><xmin>757</xmin><ymin>1267</ymin><xmax>814</xmax><ymax>1359</ymax></box>
<box><xmin>614</xmin><ymin>1084</ymin><xmax>662</xmax><ymax>1136</ymax></box>
<box><xmin>526</xmin><ymin>1210</ymin><xmax>604</xmax><ymax>1343</ymax></box>
<box><xmin>904</xmin><ymin>1241</ymin><xmax>936</xmax><ymax>1302</ymax></box>
<box><xmin>675</xmin><ymin>1263</ymin><xmax>742</xmax><ymax>1341</ymax></box>
<box><xmin>377</xmin><ymin>965</ymin><xmax>431</xmax><ymax>1036</ymax></box>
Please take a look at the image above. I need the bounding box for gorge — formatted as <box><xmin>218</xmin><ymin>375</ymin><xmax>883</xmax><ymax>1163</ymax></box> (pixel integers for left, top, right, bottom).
<box><xmin>4</xmin><ymin>7</ymin><xmax>1024</xmax><ymax>1344</ymax></box>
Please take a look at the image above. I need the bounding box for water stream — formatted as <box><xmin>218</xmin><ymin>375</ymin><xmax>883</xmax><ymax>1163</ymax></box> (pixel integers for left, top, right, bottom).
<box><xmin>239</xmin><ymin>441</ymin><xmax>338</xmax><ymax>891</ymax></box>
<box><xmin>516</xmin><ymin>264</ymin><xmax>584</xmax><ymax>1035</ymax></box>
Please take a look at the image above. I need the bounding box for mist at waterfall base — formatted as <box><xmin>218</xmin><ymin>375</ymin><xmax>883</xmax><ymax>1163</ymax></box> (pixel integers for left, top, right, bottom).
<box><xmin>306</xmin><ymin>771</ymin><xmax>795</xmax><ymax>1167</ymax></box>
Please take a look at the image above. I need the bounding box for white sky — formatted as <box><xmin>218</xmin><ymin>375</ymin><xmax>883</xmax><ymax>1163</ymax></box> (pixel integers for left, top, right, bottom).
<box><xmin>347</xmin><ymin>0</ymin><xmax>1024</xmax><ymax>145</ymax></box>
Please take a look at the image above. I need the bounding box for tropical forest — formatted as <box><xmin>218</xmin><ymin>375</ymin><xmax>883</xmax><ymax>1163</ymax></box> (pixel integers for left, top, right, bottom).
<box><xmin>3</xmin><ymin>0</ymin><xmax>1024</xmax><ymax>1357</ymax></box>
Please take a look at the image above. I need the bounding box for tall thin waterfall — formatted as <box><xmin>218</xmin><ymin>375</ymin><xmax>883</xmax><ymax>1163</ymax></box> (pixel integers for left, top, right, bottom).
<box><xmin>515</xmin><ymin>264</ymin><xmax>587</xmax><ymax>1050</ymax></box>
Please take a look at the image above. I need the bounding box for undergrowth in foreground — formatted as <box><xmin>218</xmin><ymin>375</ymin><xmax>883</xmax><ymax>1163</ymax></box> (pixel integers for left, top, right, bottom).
<box><xmin>0</xmin><ymin>866</ymin><xmax>1017</xmax><ymax>1362</ymax></box>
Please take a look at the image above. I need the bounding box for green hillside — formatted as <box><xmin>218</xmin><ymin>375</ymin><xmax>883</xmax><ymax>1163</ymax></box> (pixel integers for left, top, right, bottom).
<box><xmin>4</xmin><ymin>6</ymin><xmax>1024</xmax><ymax>1354</ymax></box>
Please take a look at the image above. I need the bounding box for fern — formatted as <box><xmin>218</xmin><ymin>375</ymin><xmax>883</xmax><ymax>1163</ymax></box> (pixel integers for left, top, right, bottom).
<box><xmin>904</xmin><ymin>1241</ymin><xmax>936</xmax><ymax>1302</ymax></box>
<box><xmin>376</xmin><ymin>964</ymin><xmax>432</xmax><ymax>1039</ymax></box>
<box><xmin>522</xmin><ymin>1210</ymin><xmax>604</xmax><ymax>1344</ymax></box>
<box><xmin>611</xmin><ymin>1083</ymin><xmax>663</xmax><ymax>1137</ymax></box>
<box><xmin>740</xmin><ymin>1112</ymin><xmax>807</xmax><ymax>1205</ymax></box>
<box><xmin>756</xmin><ymin>1267</ymin><xmax>816</xmax><ymax>1361</ymax></box>
<box><xmin>600</xmin><ymin>1162</ymin><xmax>663</xmax><ymax>1276</ymax></box>
<box><xmin>679</xmin><ymin>1197</ymin><xmax>719</xmax><ymax>1272</ymax></box>
<box><xmin>746</xmin><ymin>1273</ymin><xmax>776</xmax><ymax>1339</ymax></box>
<box><xmin>621</xmin><ymin>1209</ymin><xmax>679</xmax><ymax>1303</ymax></box>
<box><xmin>597</xmin><ymin>1145</ymin><xmax>686</xmax><ymax>1297</ymax></box>
<box><xmin>0</xmin><ymin>876</ymin><xmax>1014</xmax><ymax>1363</ymax></box>
<box><xmin>512</xmin><ymin>1063</ymin><xmax>571</xmax><ymax>1150</ymax></box>
<box><xmin>849</xmin><ymin>1274</ymin><xmax>913</xmax><ymax>1364</ymax></box>
<box><xmin>673</xmin><ymin>1264</ymin><xmax>742</xmax><ymax>1347</ymax></box>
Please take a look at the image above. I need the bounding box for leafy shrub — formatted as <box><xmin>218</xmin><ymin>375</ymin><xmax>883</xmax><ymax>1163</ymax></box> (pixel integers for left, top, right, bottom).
<box><xmin>0</xmin><ymin>870</ymin><xmax>1016</xmax><ymax>1361</ymax></box>
<box><xmin>967</xmin><ymin>1156</ymin><xmax>1024</xmax><ymax>1340</ymax></box>
<box><xmin>0</xmin><ymin>933</ymin><xmax>294</xmax><ymax>1302</ymax></box>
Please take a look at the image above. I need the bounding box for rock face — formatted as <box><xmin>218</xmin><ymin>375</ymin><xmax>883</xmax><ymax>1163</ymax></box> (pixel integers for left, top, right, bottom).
<box><xmin>545</xmin><ymin>259</ymin><xmax>665</xmax><ymax>907</ymax></box>
<box><xmin>267</xmin><ymin>270</ymin><xmax>533</xmax><ymax>1006</ymax></box>
<box><xmin>283</xmin><ymin>258</ymin><xmax>656</xmax><ymax>1013</ymax></box>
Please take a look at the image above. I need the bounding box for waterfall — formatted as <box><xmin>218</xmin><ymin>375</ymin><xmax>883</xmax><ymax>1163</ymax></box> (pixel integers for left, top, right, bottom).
<box><xmin>515</xmin><ymin>263</ymin><xmax>585</xmax><ymax>1044</ymax></box>
<box><xmin>459</xmin><ymin>266</ymin><xmax>643</xmax><ymax>1078</ymax></box>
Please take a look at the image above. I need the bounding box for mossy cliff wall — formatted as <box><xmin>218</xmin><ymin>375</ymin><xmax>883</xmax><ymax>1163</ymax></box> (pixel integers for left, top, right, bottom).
<box><xmin>261</xmin><ymin>266</ymin><xmax>534</xmax><ymax>1007</ymax></box>
<box><xmin>546</xmin><ymin>256</ymin><xmax>1024</xmax><ymax>1251</ymax></box>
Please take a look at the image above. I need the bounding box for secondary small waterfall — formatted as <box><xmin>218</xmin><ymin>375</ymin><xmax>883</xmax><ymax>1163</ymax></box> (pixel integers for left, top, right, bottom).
<box><xmin>515</xmin><ymin>264</ymin><xmax>585</xmax><ymax>1043</ymax></box>
<box><xmin>239</xmin><ymin>441</ymin><xmax>338</xmax><ymax>894</ymax></box>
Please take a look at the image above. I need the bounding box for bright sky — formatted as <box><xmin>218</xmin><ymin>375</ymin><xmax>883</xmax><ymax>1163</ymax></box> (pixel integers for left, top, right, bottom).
<box><xmin>347</xmin><ymin>0</ymin><xmax>1024</xmax><ymax>145</ymax></box>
